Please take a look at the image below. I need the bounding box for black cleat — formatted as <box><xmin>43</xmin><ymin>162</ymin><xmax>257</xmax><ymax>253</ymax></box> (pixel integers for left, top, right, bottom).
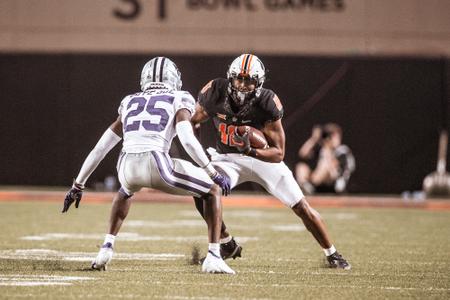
<box><xmin>220</xmin><ymin>237</ymin><xmax>242</xmax><ymax>260</ymax></box>
<box><xmin>198</xmin><ymin>237</ymin><xmax>243</xmax><ymax>265</ymax></box>
<box><xmin>326</xmin><ymin>251</ymin><xmax>351</xmax><ymax>270</ymax></box>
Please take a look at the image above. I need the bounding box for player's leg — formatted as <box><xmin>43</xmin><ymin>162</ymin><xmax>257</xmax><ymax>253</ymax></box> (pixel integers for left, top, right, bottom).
<box><xmin>194</xmin><ymin>195</ymin><xmax>242</xmax><ymax>260</ymax></box>
<box><xmin>92</xmin><ymin>153</ymin><xmax>135</xmax><ymax>270</ymax></box>
<box><xmin>194</xmin><ymin>196</ymin><xmax>229</xmax><ymax>238</ymax></box>
<box><xmin>149</xmin><ymin>152</ymin><xmax>235</xmax><ymax>274</ymax></box>
<box><xmin>252</xmin><ymin>159</ymin><xmax>351</xmax><ymax>270</ymax></box>
<box><xmin>194</xmin><ymin>158</ymin><xmax>244</xmax><ymax>260</ymax></box>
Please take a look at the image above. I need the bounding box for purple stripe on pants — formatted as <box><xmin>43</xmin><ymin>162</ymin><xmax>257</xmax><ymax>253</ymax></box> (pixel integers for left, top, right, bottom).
<box><xmin>161</xmin><ymin>152</ymin><xmax>212</xmax><ymax>189</ymax></box>
<box><xmin>151</xmin><ymin>151</ymin><xmax>209</xmax><ymax>196</ymax></box>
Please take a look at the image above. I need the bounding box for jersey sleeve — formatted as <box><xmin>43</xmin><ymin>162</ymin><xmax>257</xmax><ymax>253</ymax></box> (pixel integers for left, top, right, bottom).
<box><xmin>197</xmin><ymin>78</ymin><xmax>223</xmax><ymax>115</ymax></box>
<box><xmin>117</xmin><ymin>96</ymin><xmax>129</xmax><ymax>118</ymax></box>
<box><xmin>174</xmin><ymin>91</ymin><xmax>196</xmax><ymax>115</ymax></box>
<box><xmin>260</xmin><ymin>90</ymin><xmax>284</xmax><ymax>122</ymax></box>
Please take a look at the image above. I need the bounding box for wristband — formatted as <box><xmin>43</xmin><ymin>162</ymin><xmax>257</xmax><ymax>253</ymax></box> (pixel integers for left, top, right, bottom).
<box><xmin>246</xmin><ymin>147</ymin><xmax>257</xmax><ymax>157</ymax></box>
<box><xmin>202</xmin><ymin>162</ymin><xmax>217</xmax><ymax>177</ymax></box>
<box><xmin>72</xmin><ymin>180</ymin><xmax>85</xmax><ymax>190</ymax></box>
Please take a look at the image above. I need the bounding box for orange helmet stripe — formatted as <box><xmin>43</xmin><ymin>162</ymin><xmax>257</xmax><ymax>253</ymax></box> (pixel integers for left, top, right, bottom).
<box><xmin>240</xmin><ymin>54</ymin><xmax>248</xmax><ymax>74</ymax></box>
<box><xmin>240</xmin><ymin>54</ymin><xmax>254</xmax><ymax>75</ymax></box>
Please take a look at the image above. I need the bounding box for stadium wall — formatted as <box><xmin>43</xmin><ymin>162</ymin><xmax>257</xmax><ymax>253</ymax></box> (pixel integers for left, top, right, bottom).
<box><xmin>0</xmin><ymin>53</ymin><xmax>447</xmax><ymax>194</ymax></box>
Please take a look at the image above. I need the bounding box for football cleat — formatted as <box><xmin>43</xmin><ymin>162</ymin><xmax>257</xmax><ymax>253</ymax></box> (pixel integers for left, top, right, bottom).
<box><xmin>199</xmin><ymin>237</ymin><xmax>243</xmax><ymax>264</ymax></box>
<box><xmin>201</xmin><ymin>251</ymin><xmax>236</xmax><ymax>274</ymax></box>
<box><xmin>326</xmin><ymin>251</ymin><xmax>351</xmax><ymax>270</ymax></box>
<box><xmin>91</xmin><ymin>242</ymin><xmax>113</xmax><ymax>271</ymax></box>
<box><xmin>220</xmin><ymin>237</ymin><xmax>243</xmax><ymax>260</ymax></box>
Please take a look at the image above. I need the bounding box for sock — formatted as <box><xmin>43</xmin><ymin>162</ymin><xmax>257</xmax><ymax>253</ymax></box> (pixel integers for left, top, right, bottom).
<box><xmin>220</xmin><ymin>236</ymin><xmax>232</xmax><ymax>244</ymax></box>
<box><xmin>323</xmin><ymin>245</ymin><xmax>336</xmax><ymax>256</ymax></box>
<box><xmin>208</xmin><ymin>243</ymin><xmax>221</xmax><ymax>257</ymax></box>
<box><xmin>104</xmin><ymin>234</ymin><xmax>116</xmax><ymax>247</ymax></box>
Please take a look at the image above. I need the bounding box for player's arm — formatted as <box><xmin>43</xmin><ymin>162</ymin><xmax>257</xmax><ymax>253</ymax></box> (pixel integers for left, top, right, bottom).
<box><xmin>256</xmin><ymin>119</ymin><xmax>285</xmax><ymax>163</ymax></box>
<box><xmin>191</xmin><ymin>103</ymin><xmax>210</xmax><ymax>127</ymax></box>
<box><xmin>62</xmin><ymin>117</ymin><xmax>123</xmax><ymax>213</ymax></box>
<box><xmin>234</xmin><ymin>119</ymin><xmax>285</xmax><ymax>163</ymax></box>
<box><xmin>175</xmin><ymin>109</ymin><xmax>230</xmax><ymax>195</ymax></box>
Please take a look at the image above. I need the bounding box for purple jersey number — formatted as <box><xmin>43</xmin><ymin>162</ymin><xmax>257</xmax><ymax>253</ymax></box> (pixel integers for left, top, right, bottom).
<box><xmin>124</xmin><ymin>95</ymin><xmax>174</xmax><ymax>132</ymax></box>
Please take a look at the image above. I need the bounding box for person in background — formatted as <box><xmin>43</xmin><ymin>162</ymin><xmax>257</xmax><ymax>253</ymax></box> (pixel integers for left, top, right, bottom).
<box><xmin>296</xmin><ymin>123</ymin><xmax>355</xmax><ymax>194</ymax></box>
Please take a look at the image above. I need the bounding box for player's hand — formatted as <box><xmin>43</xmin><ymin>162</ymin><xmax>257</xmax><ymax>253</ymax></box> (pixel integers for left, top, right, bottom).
<box><xmin>233</xmin><ymin>131</ymin><xmax>251</xmax><ymax>154</ymax></box>
<box><xmin>62</xmin><ymin>184</ymin><xmax>84</xmax><ymax>213</ymax></box>
<box><xmin>210</xmin><ymin>172</ymin><xmax>231</xmax><ymax>196</ymax></box>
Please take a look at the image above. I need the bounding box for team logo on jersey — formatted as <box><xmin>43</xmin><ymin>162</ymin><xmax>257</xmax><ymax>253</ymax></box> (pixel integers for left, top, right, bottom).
<box><xmin>216</xmin><ymin>113</ymin><xmax>227</xmax><ymax>120</ymax></box>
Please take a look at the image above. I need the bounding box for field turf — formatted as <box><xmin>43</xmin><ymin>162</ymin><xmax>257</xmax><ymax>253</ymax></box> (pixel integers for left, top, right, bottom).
<box><xmin>0</xmin><ymin>200</ymin><xmax>449</xmax><ymax>299</ymax></box>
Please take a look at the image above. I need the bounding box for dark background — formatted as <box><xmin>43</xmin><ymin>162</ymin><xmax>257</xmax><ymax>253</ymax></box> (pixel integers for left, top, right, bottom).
<box><xmin>0</xmin><ymin>54</ymin><xmax>448</xmax><ymax>194</ymax></box>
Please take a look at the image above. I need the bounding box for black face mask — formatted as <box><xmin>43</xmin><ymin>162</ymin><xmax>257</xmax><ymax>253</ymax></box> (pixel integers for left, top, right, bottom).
<box><xmin>225</xmin><ymin>83</ymin><xmax>259</xmax><ymax>117</ymax></box>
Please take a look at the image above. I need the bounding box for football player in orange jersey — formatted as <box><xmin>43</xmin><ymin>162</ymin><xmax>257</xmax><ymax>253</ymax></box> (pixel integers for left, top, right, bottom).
<box><xmin>191</xmin><ymin>54</ymin><xmax>351</xmax><ymax>269</ymax></box>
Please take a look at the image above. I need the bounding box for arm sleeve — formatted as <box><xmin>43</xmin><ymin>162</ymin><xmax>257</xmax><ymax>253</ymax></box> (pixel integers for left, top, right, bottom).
<box><xmin>75</xmin><ymin>128</ymin><xmax>122</xmax><ymax>186</ymax></box>
<box><xmin>175</xmin><ymin>120</ymin><xmax>216</xmax><ymax>176</ymax></box>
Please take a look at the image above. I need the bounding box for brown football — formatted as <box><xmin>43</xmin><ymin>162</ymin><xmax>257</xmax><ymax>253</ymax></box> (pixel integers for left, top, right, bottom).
<box><xmin>235</xmin><ymin>126</ymin><xmax>269</xmax><ymax>149</ymax></box>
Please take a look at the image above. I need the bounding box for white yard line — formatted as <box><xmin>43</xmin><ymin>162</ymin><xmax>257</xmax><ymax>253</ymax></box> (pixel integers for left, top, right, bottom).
<box><xmin>270</xmin><ymin>224</ymin><xmax>306</xmax><ymax>232</ymax></box>
<box><xmin>0</xmin><ymin>274</ymin><xmax>95</xmax><ymax>286</ymax></box>
<box><xmin>0</xmin><ymin>249</ymin><xmax>185</xmax><ymax>261</ymax></box>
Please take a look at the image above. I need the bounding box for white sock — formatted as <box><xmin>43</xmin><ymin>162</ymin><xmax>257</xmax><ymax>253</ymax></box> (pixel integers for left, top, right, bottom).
<box><xmin>323</xmin><ymin>245</ymin><xmax>336</xmax><ymax>256</ymax></box>
<box><xmin>104</xmin><ymin>234</ymin><xmax>116</xmax><ymax>247</ymax></box>
<box><xmin>208</xmin><ymin>243</ymin><xmax>221</xmax><ymax>257</ymax></box>
<box><xmin>220</xmin><ymin>236</ymin><xmax>232</xmax><ymax>244</ymax></box>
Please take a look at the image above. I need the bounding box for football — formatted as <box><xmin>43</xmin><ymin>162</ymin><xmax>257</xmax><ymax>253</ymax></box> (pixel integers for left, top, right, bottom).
<box><xmin>236</xmin><ymin>126</ymin><xmax>269</xmax><ymax>149</ymax></box>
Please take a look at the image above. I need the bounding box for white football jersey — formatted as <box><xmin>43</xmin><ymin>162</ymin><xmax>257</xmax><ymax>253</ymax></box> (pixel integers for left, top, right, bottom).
<box><xmin>118</xmin><ymin>89</ymin><xmax>195</xmax><ymax>153</ymax></box>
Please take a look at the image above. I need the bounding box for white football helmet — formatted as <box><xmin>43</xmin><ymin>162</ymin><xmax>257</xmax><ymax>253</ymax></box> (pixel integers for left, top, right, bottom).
<box><xmin>140</xmin><ymin>57</ymin><xmax>182</xmax><ymax>91</ymax></box>
<box><xmin>227</xmin><ymin>54</ymin><xmax>266</xmax><ymax>105</ymax></box>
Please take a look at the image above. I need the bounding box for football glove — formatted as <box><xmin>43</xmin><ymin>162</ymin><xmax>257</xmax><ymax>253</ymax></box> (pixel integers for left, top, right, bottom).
<box><xmin>210</xmin><ymin>172</ymin><xmax>231</xmax><ymax>196</ymax></box>
<box><xmin>233</xmin><ymin>131</ymin><xmax>254</xmax><ymax>156</ymax></box>
<box><xmin>62</xmin><ymin>183</ymin><xmax>84</xmax><ymax>213</ymax></box>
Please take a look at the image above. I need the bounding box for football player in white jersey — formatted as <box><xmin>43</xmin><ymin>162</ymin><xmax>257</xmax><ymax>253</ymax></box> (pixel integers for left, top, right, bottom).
<box><xmin>62</xmin><ymin>57</ymin><xmax>235</xmax><ymax>274</ymax></box>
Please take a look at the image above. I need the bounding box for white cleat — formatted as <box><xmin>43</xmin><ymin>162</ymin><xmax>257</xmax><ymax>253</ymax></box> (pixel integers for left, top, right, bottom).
<box><xmin>91</xmin><ymin>243</ymin><xmax>113</xmax><ymax>271</ymax></box>
<box><xmin>202</xmin><ymin>251</ymin><xmax>236</xmax><ymax>274</ymax></box>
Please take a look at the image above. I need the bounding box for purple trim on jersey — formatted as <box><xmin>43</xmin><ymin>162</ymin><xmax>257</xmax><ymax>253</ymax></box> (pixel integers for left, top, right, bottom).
<box><xmin>150</xmin><ymin>151</ymin><xmax>209</xmax><ymax>196</ymax></box>
<box><xmin>161</xmin><ymin>153</ymin><xmax>212</xmax><ymax>189</ymax></box>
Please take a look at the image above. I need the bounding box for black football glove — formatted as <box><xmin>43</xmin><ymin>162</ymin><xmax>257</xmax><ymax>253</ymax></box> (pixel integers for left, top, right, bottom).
<box><xmin>210</xmin><ymin>171</ymin><xmax>231</xmax><ymax>196</ymax></box>
<box><xmin>62</xmin><ymin>183</ymin><xmax>84</xmax><ymax>213</ymax></box>
<box><xmin>233</xmin><ymin>131</ymin><xmax>252</xmax><ymax>155</ymax></box>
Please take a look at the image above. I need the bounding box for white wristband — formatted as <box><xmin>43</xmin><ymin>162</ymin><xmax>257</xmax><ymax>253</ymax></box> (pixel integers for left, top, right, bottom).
<box><xmin>202</xmin><ymin>162</ymin><xmax>217</xmax><ymax>177</ymax></box>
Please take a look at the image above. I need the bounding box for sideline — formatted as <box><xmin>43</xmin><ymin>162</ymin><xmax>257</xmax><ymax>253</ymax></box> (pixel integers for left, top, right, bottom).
<box><xmin>0</xmin><ymin>189</ymin><xmax>449</xmax><ymax>210</ymax></box>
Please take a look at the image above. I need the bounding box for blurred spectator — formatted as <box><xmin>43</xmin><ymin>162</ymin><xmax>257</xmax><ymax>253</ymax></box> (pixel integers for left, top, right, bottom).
<box><xmin>295</xmin><ymin>123</ymin><xmax>355</xmax><ymax>194</ymax></box>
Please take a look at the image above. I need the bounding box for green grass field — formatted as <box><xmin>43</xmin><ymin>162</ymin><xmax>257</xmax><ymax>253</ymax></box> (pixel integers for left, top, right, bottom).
<box><xmin>0</xmin><ymin>200</ymin><xmax>449</xmax><ymax>299</ymax></box>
